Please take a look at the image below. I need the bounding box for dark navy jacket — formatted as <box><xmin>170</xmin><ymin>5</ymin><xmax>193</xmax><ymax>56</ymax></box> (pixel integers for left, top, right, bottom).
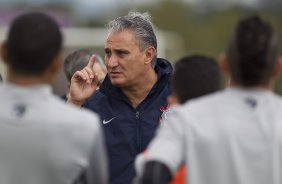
<box><xmin>83</xmin><ymin>58</ymin><xmax>172</xmax><ymax>184</ymax></box>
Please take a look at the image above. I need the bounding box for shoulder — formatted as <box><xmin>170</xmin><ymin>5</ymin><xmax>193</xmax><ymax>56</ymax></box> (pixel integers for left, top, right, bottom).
<box><xmin>162</xmin><ymin>90</ymin><xmax>225</xmax><ymax>129</ymax></box>
<box><xmin>50</xmin><ymin>96</ymin><xmax>101</xmax><ymax>132</ymax></box>
<box><xmin>181</xmin><ymin>90</ymin><xmax>225</xmax><ymax>113</ymax></box>
<box><xmin>263</xmin><ymin>91</ymin><xmax>282</xmax><ymax>112</ymax></box>
<box><xmin>49</xmin><ymin>97</ymin><xmax>103</xmax><ymax>149</ymax></box>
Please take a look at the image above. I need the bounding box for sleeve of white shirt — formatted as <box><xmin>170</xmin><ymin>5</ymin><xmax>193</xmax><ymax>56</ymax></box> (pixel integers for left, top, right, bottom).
<box><xmin>86</xmin><ymin>122</ymin><xmax>108</xmax><ymax>184</ymax></box>
<box><xmin>143</xmin><ymin>107</ymin><xmax>186</xmax><ymax>175</ymax></box>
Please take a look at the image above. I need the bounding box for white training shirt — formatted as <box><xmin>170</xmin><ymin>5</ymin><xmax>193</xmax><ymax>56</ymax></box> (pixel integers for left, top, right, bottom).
<box><xmin>0</xmin><ymin>83</ymin><xmax>108</xmax><ymax>184</ymax></box>
<box><xmin>140</xmin><ymin>87</ymin><xmax>282</xmax><ymax>184</ymax></box>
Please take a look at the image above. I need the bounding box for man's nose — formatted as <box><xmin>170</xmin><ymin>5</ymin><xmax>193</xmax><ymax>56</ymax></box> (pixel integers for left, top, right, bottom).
<box><xmin>107</xmin><ymin>55</ymin><xmax>119</xmax><ymax>67</ymax></box>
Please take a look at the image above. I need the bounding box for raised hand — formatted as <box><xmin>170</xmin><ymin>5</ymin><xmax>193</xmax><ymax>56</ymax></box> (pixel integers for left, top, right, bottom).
<box><xmin>67</xmin><ymin>55</ymin><xmax>99</xmax><ymax>106</ymax></box>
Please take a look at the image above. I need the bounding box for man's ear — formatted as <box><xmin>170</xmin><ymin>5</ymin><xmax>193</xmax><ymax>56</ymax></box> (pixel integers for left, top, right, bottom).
<box><xmin>0</xmin><ymin>42</ymin><xmax>8</xmax><ymax>64</ymax></box>
<box><xmin>218</xmin><ymin>53</ymin><xmax>230</xmax><ymax>75</ymax></box>
<box><xmin>272</xmin><ymin>57</ymin><xmax>282</xmax><ymax>79</ymax></box>
<box><xmin>144</xmin><ymin>47</ymin><xmax>156</xmax><ymax>65</ymax></box>
<box><xmin>167</xmin><ymin>95</ymin><xmax>180</xmax><ymax>106</ymax></box>
<box><xmin>48</xmin><ymin>52</ymin><xmax>63</xmax><ymax>75</ymax></box>
<box><xmin>218</xmin><ymin>53</ymin><xmax>232</xmax><ymax>87</ymax></box>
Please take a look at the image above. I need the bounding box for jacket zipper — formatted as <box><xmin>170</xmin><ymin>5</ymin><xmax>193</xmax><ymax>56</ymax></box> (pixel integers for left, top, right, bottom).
<box><xmin>135</xmin><ymin>111</ymin><xmax>141</xmax><ymax>153</ymax></box>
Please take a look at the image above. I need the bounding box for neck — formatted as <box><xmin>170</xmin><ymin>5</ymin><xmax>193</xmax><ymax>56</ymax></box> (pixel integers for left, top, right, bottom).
<box><xmin>122</xmin><ymin>68</ymin><xmax>158</xmax><ymax>108</ymax></box>
<box><xmin>7</xmin><ymin>70</ymin><xmax>52</xmax><ymax>86</ymax></box>
<box><xmin>229</xmin><ymin>79</ymin><xmax>273</xmax><ymax>90</ymax></box>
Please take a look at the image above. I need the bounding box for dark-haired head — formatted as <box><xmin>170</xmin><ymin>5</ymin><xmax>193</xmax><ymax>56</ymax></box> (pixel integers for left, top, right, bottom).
<box><xmin>227</xmin><ymin>16</ymin><xmax>279</xmax><ymax>87</ymax></box>
<box><xmin>3</xmin><ymin>12</ymin><xmax>62</xmax><ymax>76</ymax></box>
<box><xmin>172</xmin><ymin>55</ymin><xmax>222</xmax><ymax>104</ymax></box>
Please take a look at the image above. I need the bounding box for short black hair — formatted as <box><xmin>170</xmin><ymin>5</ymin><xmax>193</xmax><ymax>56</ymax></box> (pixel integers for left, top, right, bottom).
<box><xmin>63</xmin><ymin>49</ymin><xmax>92</xmax><ymax>82</ymax></box>
<box><xmin>172</xmin><ymin>55</ymin><xmax>222</xmax><ymax>104</ymax></box>
<box><xmin>227</xmin><ymin>16</ymin><xmax>278</xmax><ymax>87</ymax></box>
<box><xmin>6</xmin><ymin>12</ymin><xmax>62</xmax><ymax>75</ymax></box>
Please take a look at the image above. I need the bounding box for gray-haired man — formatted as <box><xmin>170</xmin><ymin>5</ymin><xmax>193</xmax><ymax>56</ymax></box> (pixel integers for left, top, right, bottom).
<box><xmin>68</xmin><ymin>11</ymin><xmax>173</xmax><ymax>184</ymax></box>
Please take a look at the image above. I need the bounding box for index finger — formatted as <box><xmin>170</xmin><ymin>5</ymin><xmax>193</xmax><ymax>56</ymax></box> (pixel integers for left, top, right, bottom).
<box><xmin>86</xmin><ymin>54</ymin><xmax>96</xmax><ymax>69</ymax></box>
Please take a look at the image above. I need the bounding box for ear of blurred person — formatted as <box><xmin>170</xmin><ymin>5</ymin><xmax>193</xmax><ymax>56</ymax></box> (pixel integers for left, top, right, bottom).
<box><xmin>167</xmin><ymin>95</ymin><xmax>179</xmax><ymax>106</ymax></box>
<box><xmin>270</xmin><ymin>57</ymin><xmax>282</xmax><ymax>80</ymax></box>
<box><xmin>218</xmin><ymin>53</ymin><xmax>231</xmax><ymax>87</ymax></box>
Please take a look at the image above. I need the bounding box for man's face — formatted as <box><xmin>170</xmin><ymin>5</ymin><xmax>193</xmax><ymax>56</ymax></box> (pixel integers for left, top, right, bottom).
<box><xmin>104</xmin><ymin>30</ymin><xmax>150</xmax><ymax>88</ymax></box>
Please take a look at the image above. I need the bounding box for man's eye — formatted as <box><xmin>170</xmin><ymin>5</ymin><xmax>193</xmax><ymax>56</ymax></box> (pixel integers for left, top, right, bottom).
<box><xmin>105</xmin><ymin>51</ymin><xmax>111</xmax><ymax>57</ymax></box>
<box><xmin>117</xmin><ymin>51</ymin><xmax>128</xmax><ymax>57</ymax></box>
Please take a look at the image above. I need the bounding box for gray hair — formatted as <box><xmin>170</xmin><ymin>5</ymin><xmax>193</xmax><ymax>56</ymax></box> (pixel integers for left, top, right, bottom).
<box><xmin>107</xmin><ymin>11</ymin><xmax>157</xmax><ymax>67</ymax></box>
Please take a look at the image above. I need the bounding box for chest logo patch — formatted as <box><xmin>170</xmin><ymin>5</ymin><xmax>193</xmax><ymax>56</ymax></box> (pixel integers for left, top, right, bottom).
<box><xmin>159</xmin><ymin>105</ymin><xmax>170</xmax><ymax>123</ymax></box>
<box><xmin>103</xmin><ymin>117</ymin><xmax>116</xmax><ymax>125</ymax></box>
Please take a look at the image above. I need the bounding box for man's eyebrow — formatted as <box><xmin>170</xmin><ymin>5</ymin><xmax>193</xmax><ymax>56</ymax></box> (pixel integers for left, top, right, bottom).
<box><xmin>104</xmin><ymin>48</ymin><xmax>130</xmax><ymax>54</ymax></box>
<box><xmin>114</xmin><ymin>48</ymin><xmax>130</xmax><ymax>53</ymax></box>
<box><xmin>104</xmin><ymin>47</ymin><xmax>127</xmax><ymax>51</ymax></box>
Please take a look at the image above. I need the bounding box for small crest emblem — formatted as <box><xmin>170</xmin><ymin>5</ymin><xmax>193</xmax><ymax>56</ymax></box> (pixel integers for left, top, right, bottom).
<box><xmin>159</xmin><ymin>105</ymin><xmax>170</xmax><ymax>123</ymax></box>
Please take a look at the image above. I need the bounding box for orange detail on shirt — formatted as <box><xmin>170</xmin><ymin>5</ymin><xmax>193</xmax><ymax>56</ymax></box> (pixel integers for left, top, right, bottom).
<box><xmin>170</xmin><ymin>165</ymin><xmax>186</xmax><ymax>184</ymax></box>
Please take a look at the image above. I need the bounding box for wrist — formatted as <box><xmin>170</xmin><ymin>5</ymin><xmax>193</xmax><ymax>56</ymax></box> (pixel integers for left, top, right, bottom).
<box><xmin>67</xmin><ymin>95</ymin><xmax>85</xmax><ymax>107</ymax></box>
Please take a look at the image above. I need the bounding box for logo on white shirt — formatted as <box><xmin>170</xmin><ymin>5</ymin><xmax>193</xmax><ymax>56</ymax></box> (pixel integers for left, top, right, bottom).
<box><xmin>102</xmin><ymin>117</ymin><xmax>116</xmax><ymax>124</ymax></box>
<box><xmin>245</xmin><ymin>97</ymin><xmax>257</xmax><ymax>108</ymax></box>
<box><xmin>13</xmin><ymin>104</ymin><xmax>26</xmax><ymax>117</ymax></box>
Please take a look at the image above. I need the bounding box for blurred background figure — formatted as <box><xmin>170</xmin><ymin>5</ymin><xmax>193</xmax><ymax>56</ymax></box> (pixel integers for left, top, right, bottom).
<box><xmin>169</xmin><ymin>55</ymin><xmax>222</xmax><ymax>184</ymax></box>
<box><xmin>168</xmin><ymin>55</ymin><xmax>222</xmax><ymax>106</ymax></box>
<box><xmin>62</xmin><ymin>48</ymin><xmax>106</xmax><ymax>99</ymax></box>
<box><xmin>64</xmin><ymin>48</ymin><xmax>106</xmax><ymax>88</ymax></box>
<box><xmin>136</xmin><ymin>15</ymin><xmax>282</xmax><ymax>184</ymax></box>
<box><xmin>0</xmin><ymin>12</ymin><xmax>108</xmax><ymax>184</ymax></box>
<box><xmin>136</xmin><ymin>54</ymin><xmax>223</xmax><ymax>184</ymax></box>
<box><xmin>0</xmin><ymin>73</ymin><xmax>2</xmax><ymax>82</ymax></box>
